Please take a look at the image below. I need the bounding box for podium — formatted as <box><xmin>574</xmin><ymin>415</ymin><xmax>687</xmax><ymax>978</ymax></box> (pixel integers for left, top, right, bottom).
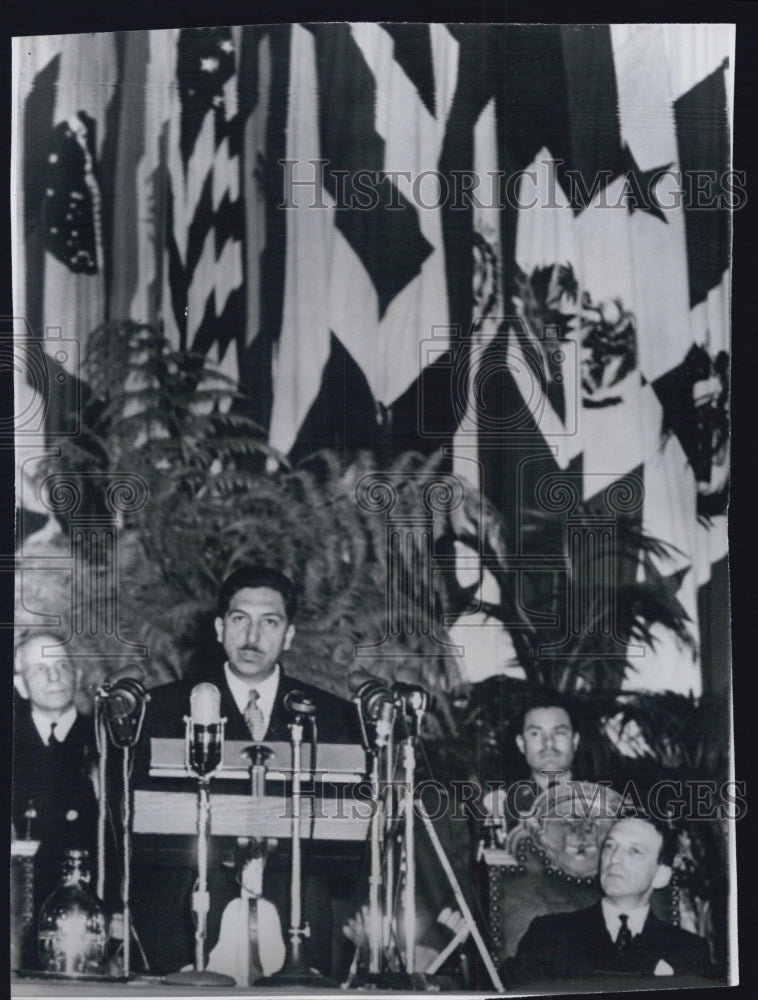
<box><xmin>136</xmin><ymin>737</ymin><xmax>369</xmax><ymax>842</ymax></box>
<box><xmin>130</xmin><ymin>738</ymin><xmax>370</xmax><ymax>974</ymax></box>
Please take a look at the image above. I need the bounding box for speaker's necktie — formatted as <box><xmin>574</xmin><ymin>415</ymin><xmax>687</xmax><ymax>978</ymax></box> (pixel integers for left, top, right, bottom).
<box><xmin>48</xmin><ymin>722</ymin><xmax>59</xmax><ymax>747</ymax></box>
<box><xmin>244</xmin><ymin>688</ymin><xmax>266</xmax><ymax>741</ymax></box>
<box><xmin>616</xmin><ymin>913</ymin><xmax>633</xmax><ymax>956</ymax></box>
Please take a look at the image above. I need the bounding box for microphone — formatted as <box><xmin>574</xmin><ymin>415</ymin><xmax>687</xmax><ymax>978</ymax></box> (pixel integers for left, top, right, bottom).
<box><xmin>283</xmin><ymin>690</ymin><xmax>316</xmax><ymax>717</ymax></box>
<box><xmin>347</xmin><ymin>670</ymin><xmax>391</xmax><ymax>695</ymax></box>
<box><xmin>100</xmin><ymin>674</ymin><xmax>149</xmax><ymax>748</ymax></box>
<box><xmin>88</xmin><ymin>663</ymin><xmax>147</xmax><ymax>695</ymax></box>
<box><xmin>353</xmin><ymin>679</ymin><xmax>396</xmax><ymax>749</ymax></box>
<box><xmin>186</xmin><ymin>683</ymin><xmax>224</xmax><ymax>777</ymax></box>
<box><xmin>392</xmin><ymin>682</ymin><xmax>428</xmax><ymax>715</ymax></box>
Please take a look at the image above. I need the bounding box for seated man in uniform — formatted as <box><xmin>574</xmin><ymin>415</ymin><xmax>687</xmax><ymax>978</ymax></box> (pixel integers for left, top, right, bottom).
<box><xmin>131</xmin><ymin>565</ymin><xmax>362</xmax><ymax>978</ymax></box>
<box><xmin>12</xmin><ymin>631</ymin><xmax>99</xmax><ymax>967</ymax></box>
<box><xmin>504</xmin><ymin>815</ymin><xmax>712</xmax><ymax>985</ymax></box>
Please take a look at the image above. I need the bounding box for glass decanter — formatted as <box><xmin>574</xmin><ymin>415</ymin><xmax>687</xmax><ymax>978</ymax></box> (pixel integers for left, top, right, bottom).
<box><xmin>38</xmin><ymin>849</ymin><xmax>107</xmax><ymax>975</ymax></box>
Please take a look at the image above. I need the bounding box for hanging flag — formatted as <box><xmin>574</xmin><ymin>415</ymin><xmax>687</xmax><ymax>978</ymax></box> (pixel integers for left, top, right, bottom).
<box><xmin>270</xmin><ymin>22</ymin><xmax>460</xmax><ymax>460</ymax></box>
<box><xmin>13</xmin><ymin>34</ymin><xmax>66</xmax><ymax>335</ymax></box>
<box><xmin>13</xmin><ymin>32</ymin><xmax>117</xmax><ymax>367</ymax></box>
<box><xmin>610</xmin><ymin>24</ymin><xmax>732</xmax><ymax>695</ymax></box>
<box><xmin>496</xmin><ymin>23</ymin><xmax>733</xmax><ymax>693</ymax></box>
<box><xmin>168</xmin><ymin>25</ymin><xmax>245</xmax><ymax>387</ymax></box>
<box><xmin>235</xmin><ymin>24</ymin><xmax>281</xmax><ymax>427</ymax></box>
<box><xmin>266</xmin><ymin>23</ymin><xmax>333</xmax><ymax>463</ymax></box>
<box><xmin>449</xmin><ymin>90</ymin><xmax>524</xmax><ymax>683</ymax></box>
<box><xmin>42</xmin><ymin>116</ymin><xmax>102</xmax><ymax>275</ymax></box>
<box><xmin>110</xmin><ymin>28</ymin><xmax>154</xmax><ymax>324</ymax></box>
<box><xmin>12</xmin><ymin>24</ymin><xmax>732</xmax><ymax>696</ymax></box>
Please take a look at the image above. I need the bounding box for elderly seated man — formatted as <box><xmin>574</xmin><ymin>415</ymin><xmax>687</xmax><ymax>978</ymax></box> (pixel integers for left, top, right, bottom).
<box><xmin>503</xmin><ymin>815</ymin><xmax>712</xmax><ymax>985</ymax></box>
<box><xmin>12</xmin><ymin>631</ymin><xmax>99</xmax><ymax>966</ymax></box>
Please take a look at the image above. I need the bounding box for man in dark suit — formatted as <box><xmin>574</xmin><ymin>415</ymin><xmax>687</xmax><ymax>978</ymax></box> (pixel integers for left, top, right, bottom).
<box><xmin>12</xmin><ymin>632</ymin><xmax>99</xmax><ymax>967</ymax></box>
<box><xmin>504</xmin><ymin>815</ymin><xmax>712</xmax><ymax>985</ymax></box>
<box><xmin>131</xmin><ymin>566</ymin><xmax>362</xmax><ymax>976</ymax></box>
<box><xmin>141</xmin><ymin>566</ymin><xmax>359</xmax><ymax>746</ymax></box>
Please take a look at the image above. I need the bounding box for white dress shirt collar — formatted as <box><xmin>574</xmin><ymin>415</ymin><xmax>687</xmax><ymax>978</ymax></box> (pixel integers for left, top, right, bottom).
<box><xmin>601</xmin><ymin>896</ymin><xmax>650</xmax><ymax>940</ymax></box>
<box><xmin>31</xmin><ymin>704</ymin><xmax>77</xmax><ymax>745</ymax></box>
<box><xmin>224</xmin><ymin>662</ymin><xmax>280</xmax><ymax>735</ymax></box>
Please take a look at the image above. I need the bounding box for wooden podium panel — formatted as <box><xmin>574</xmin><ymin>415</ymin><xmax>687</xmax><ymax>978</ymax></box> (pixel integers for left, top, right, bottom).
<box><xmin>133</xmin><ymin>790</ymin><xmax>371</xmax><ymax>841</ymax></box>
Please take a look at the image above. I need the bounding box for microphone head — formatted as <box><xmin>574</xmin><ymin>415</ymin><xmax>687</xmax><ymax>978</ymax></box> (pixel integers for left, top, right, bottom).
<box><xmin>101</xmin><ymin>677</ymin><xmax>148</xmax><ymax>748</ymax></box>
<box><xmin>190</xmin><ymin>683</ymin><xmax>221</xmax><ymax>725</ymax></box>
<box><xmin>348</xmin><ymin>669</ymin><xmax>380</xmax><ymax>694</ymax></box>
<box><xmin>109</xmin><ymin>663</ymin><xmax>147</xmax><ymax>684</ymax></box>
<box><xmin>87</xmin><ymin>663</ymin><xmax>147</xmax><ymax>694</ymax></box>
<box><xmin>393</xmin><ymin>681</ymin><xmax>428</xmax><ymax>714</ymax></box>
<box><xmin>284</xmin><ymin>689</ymin><xmax>316</xmax><ymax>716</ymax></box>
<box><xmin>356</xmin><ymin>680</ymin><xmax>395</xmax><ymax>720</ymax></box>
<box><xmin>392</xmin><ymin>681</ymin><xmax>426</xmax><ymax>697</ymax></box>
<box><xmin>108</xmin><ymin>676</ymin><xmax>147</xmax><ymax>701</ymax></box>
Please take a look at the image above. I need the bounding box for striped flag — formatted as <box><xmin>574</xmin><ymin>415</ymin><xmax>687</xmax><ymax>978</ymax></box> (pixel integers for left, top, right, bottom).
<box><xmin>167</xmin><ymin>26</ymin><xmax>245</xmax><ymax>386</ymax></box>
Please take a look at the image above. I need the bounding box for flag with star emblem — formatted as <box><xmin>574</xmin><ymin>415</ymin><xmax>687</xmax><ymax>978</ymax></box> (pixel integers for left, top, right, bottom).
<box><xmin>42</xmin><ymin>116</ymin><xmax>102</xmax><ymax>275</ymax></box>
<box><xmin>11</xmin><ymin>24</ymin><xmax>732</xmax><ymax>695</ymax></box>
<box><xmin>13</xmin><ymin>32</ymin><xmax>116</xmax><ymax>371</ymax></box>
<box><xmin>488</xmin><ymin>23</ymin><xmax>734</xmax><ymax>693</ymax></box>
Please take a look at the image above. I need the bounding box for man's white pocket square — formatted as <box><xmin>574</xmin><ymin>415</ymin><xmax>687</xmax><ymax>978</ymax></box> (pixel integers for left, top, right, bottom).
<box><xmin>654</xmin><ymin>959</ymin><xmax>675</xmax><ymax>976</ymax></box>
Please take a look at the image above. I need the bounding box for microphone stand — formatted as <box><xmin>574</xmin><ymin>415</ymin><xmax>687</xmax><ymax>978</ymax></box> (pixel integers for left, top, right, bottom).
<box><xmin>94</xmin><ymin>681</ymin><xmax>149</xmax><ymax>979</ymax></box>
<box><xmin>164</xmin><ymin>716</ymin><xmax>235</xmax><ymax>988</ymax></box>
<box><xmin>368</xmin><ymin>747</ymin><xmax>383</xmax><ymax>974</ymax></box>
<box><xmin>400</xmin><ymin>729</ymin><xmax>417</xmax><ymax>975</ymax></box>
<box><xmin>364</xmin><ymin>735</ymin><xmax>412</xmax><ymax>990</ymax></box>
<box><xmin>257</xmin><ymin>708</ymin><xmax>337</xmax><ymax>988</ymax></box>
<box><xmin>397</xmin><ymin>689</ymin><xmax>504</xmax><ymax>992</ymax></box>
<box><xmin>350</xmin><ymin>685</ymin><xmax>416</xmax><ymax>990</ymax></box>
<box><xmin>364</xmin><ymin>688</ymin><xmax>424</xmax><ymax>990</ymax></box>
<box><xmin>383</xmin><ymin>728</ymin><xmax>394</xmax><ymax>958</ymax></box>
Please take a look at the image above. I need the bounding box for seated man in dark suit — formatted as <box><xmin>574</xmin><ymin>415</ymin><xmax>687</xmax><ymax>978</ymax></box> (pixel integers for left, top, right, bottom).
<box><xmin>131</xmin><ymin>566</ymin><xmax>362</xmax><ymax>977</ymax></box>
<box><xmin>12</xmin><ymin>631</ymin><xmax>99</xmax><ymax>967</ymax></box>
<box><xmin>504</xmin><ymin>815</ymin><xmax>712</xmax><ymax>985</ymax></box>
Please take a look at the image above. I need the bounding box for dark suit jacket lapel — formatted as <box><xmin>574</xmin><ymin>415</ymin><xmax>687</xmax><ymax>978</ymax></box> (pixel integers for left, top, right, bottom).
<box><xmin>583</xmin><ymin>902</ymin><xmax>624</xmax><ymax>975</ymax></box>
<box><xmin>16</xmin><ymin>703</ymin><xmax>45</xmax><ymax>752</ymax></box>
<box><xmin>633</xmin><ymin>910</ymin><xmax>668</xmax><ymax>973</ymax></box>
<box><xmin>266</xmin><ymin>670</ymin><xmax>294</xmax><ymax>741</ymax></box>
